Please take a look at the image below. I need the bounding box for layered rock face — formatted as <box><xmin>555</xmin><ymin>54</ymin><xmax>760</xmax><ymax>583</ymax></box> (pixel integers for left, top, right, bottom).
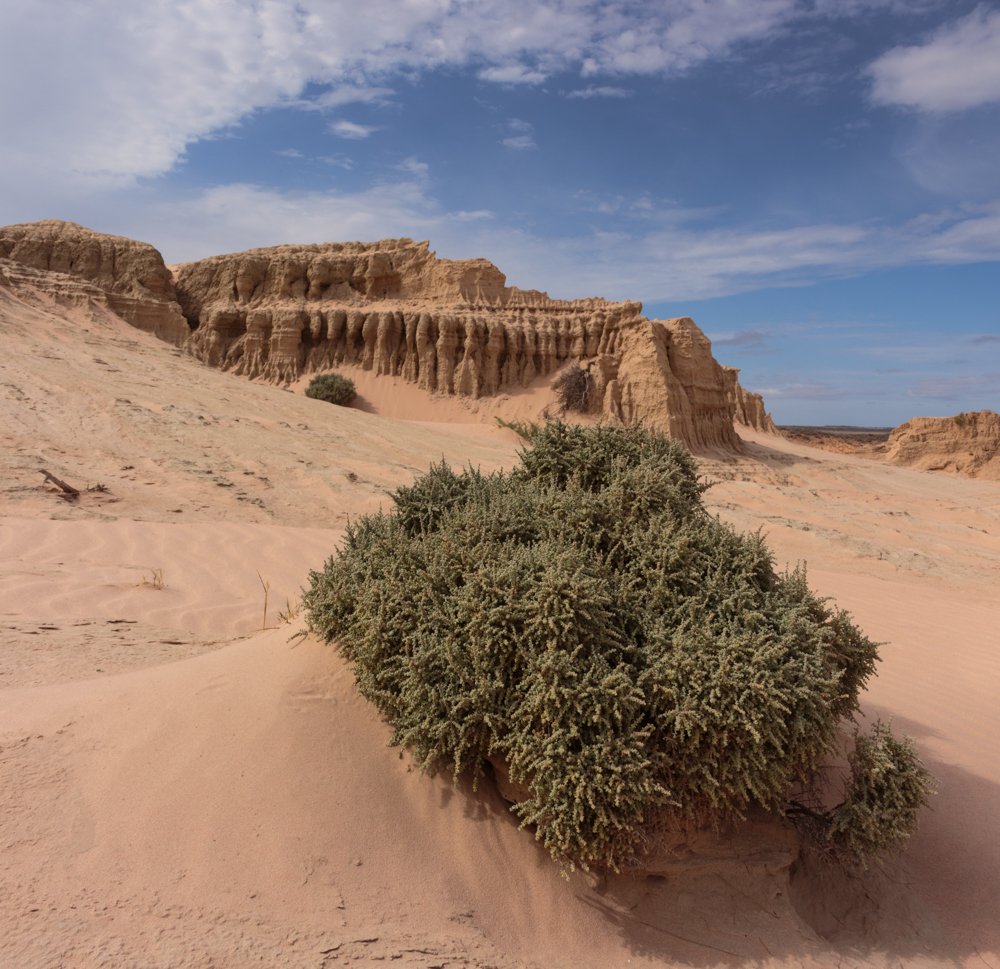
<box><xmin>175</xmin><ymin>239</ymin><xmax>757</xmax><ymax>450</ymax></box>
<box><xmin>723</xmin><ymin>366</ymin><xmax>778</xmax><ymax>433</ymax></box>
<box><xmin>0</xmin><ymin>221</ymin><xmax>189</xmax><ymax>345</ymax></box>
<box><xmin>0</xmin><ymin>257</ymin><xmax>111</xmax><ymax>308</ymax></box>
<box><xmin>1</xmin><ymin>222</ymin><xmax>774</xmax><ymax>452</ymax></box>
<box><xmin>883</xmin><ymin>411</ymin><xmax>1000</xmax><ymax>480</ymax></box>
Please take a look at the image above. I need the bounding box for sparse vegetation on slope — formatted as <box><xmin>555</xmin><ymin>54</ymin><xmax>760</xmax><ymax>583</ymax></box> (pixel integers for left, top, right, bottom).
<box><xmin>305</xmin><ymin>372</ymin><xmax>357</xmax><ymax>406</ymax></box>
<box><xmin>305</xmin><ymin>422</ymin><xmax>931</xmax><ymax>871</ymax></box>
<box><xmin>552</xmin><ymin>363</ymin><xmax>594</xmax><ymax>413</ymax></box>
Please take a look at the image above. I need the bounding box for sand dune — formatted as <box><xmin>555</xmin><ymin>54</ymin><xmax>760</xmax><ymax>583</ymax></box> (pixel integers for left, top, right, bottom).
<box><xmin>2</xmin><ymin>274</ymin><xmax>999</xmax><ymax>967</ymax></box>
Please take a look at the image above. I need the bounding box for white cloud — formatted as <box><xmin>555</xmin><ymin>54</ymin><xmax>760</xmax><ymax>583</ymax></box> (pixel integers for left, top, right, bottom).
<box><xmin>501</xmin><ymin>117</ymin><xmax>537</xmax><ymax>150</ymax></box>
<box><xmin>0</xmin><ymin>0</ymin><xmax>808</xmax><ymax>188</ymax></box>
<box><xmin>564</xmin><ymin>85</ymin><xmax>633</xmax><ymax>99</ymax></box>
<box><xmin>63</xmin><ymin>166</ymin><xmax>492</xmax><ymax>268</ymax></box>
<box><xmin>478</xmin><ymin>64</ymin><xmax>548</xmax><ymax>85</ymax></box>
<box><xmin>275</xmin><ymin>148</ymin><xmax>303</xmax><ymax>158</ymax></box>
<box><xmin>319</xmin><ymin>154</ymin><xmax>355</xmax><ymax>170</ymax></box>
<box><xmin>302</xmin><ymin>85</ymin><xmax>395</xmax><ymax>109</ymax></box>
<box><xmin>397</xmin><ymin>157</ymin><xmax>430</xmax><ymax>178</ymax></box>
<box><xmin>869</xmin><ymin>7</ymin><xmax>1000</xmax><ymax>112</ymax></box>
<box><xmin>502</xmin><ymin>135</ymin><xmax>537</xmax><ymax>150</ymax></box>
<box><xmin>330</xmin><ymin>119</ymin><xmax>380</xmax><ymax>139</ymax></box>
<box><xmin>757</xmin><ymin>381</ymin><xmax>844</xmax><ymax>401</ymax></box>
<box><xmin>138</xmin><ymin>180</ymin><xmax>489</xmax><ymax>263</ymax></box>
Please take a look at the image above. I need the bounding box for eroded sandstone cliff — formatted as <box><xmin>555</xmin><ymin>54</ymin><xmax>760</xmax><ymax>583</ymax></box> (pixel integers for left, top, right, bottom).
<box><xmin>0</xmin><ymin>221</ymin><xmax>189</xmax><ymax>345</ymax></box>
<box><xmin>174</xmin><ymin>239</ymin><xmax>760</xmax><ymax>450</ymax></box>
<box><xmin>882</xmin><ymin>411</ymin><xmax>1000</xmax><ymax>480</ymax></box>
<box><xmin>0</xmin><ymin>257</ymin><xmax>110</xmax><ymax>308</ymax></box>
<box><xmin>723</xmin><ymin>366</ymin><xmax>778</xmax><ymax>433</ymax></box>
<box><xmin>1</xmin><ymin>221</ymin><xmax>775</xmax><ymax>453</ymax></box>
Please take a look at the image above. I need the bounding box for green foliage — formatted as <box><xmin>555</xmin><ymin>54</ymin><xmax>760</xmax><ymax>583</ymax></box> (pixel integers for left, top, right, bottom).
<box><xmin>305</xmin><ymin>372</ymin><xmax>356</xmax><ymax>406</ymax></box>
<box><xmin>828</xmin><ymin>722</ymin><xmax>935</xmax><ymax>860</ymax></box>
<box><xmin>305</xmin><ymin>421</ymin><xmax>926</xmax><ymax>871</ymax></box>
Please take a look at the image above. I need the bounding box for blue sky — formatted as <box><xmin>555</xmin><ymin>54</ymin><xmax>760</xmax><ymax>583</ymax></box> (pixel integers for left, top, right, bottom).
<box><xmin>2</xmin><ymin>1</ymin><xmax>998</xmax><ymax>424</ymax></box>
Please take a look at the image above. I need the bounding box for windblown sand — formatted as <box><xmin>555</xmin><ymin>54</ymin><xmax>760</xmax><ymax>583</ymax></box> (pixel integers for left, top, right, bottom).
<box><xmin>2</xmin><ymin>281</ymin><xmax>998</xmax><ymax>968</ymax></box>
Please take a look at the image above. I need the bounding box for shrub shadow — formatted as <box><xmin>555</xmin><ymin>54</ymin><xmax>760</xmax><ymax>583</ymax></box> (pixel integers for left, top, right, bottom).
<box><xmin>430</xmin><ymin>715</ymin><xmax>996</xmax><ymax>969</ymax></box>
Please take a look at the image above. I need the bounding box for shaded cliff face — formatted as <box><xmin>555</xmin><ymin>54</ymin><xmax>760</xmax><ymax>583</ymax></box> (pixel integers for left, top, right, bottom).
<box><xmin>175</xmin><ymin>240</ymin><xmax>750</xmax><ymax>451</ymax></box>
<box><xmin>0</xmin><ymin>221</ymin><xmax>189</xmax><ymax>345</ymax></box>
<box><xmin>883</xmin><ymin>411</ymin><xmax>1000</xmax><ymax>480</ymax></box>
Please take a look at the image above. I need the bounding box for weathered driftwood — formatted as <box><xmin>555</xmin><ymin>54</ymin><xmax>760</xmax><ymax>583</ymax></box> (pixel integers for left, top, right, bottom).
<box><xmin>40</xmin><ymin>469</ymin><xmax>80</xmax><ymax>498</ymax></box>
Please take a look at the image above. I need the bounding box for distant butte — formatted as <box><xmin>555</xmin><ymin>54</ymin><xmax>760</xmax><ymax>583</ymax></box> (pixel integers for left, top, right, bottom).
<box><xmin>0</xmin><ymin>220</ymin><xmax>776</xmax><ymax>452</ymax></box>
<box><xmin>882</xmin><ymin>411</ymin><xmax>1000</xmax><ymax>480</ymax></box>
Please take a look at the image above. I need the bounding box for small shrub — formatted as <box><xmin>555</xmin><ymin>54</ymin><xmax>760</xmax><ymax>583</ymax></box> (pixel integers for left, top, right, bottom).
<box><xmin>828</xmin><ymin>722</ymin><xmax>935</xmax><ymax>860</ymax></box>
<box><xmin>552</xmin><ymin>364</ymin><xmax>594</xmax><ymax>413</ymax></box>
<box><xmin>305</xmin><ymin>372</ymin><xmax>356</xmax><ymax>406</ymax></box>
<box><xmin>138</xmin><ymin>567</ymin><xmax>165</xmax><ymax>590</ymax></box>
<box><xmin>304</xmin><ymin>421</ymin><xmax>929</xmax><ymax>871</ymax></box>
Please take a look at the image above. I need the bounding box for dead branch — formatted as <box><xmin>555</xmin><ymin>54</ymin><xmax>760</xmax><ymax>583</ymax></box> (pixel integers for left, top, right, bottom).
<box><xmin>39</xmin><ymin>469</ymin><xmax>80</xmax><ymax>498</ymax></box>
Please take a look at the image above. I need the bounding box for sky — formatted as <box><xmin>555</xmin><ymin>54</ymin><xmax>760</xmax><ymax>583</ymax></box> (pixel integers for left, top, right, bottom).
<box><xmin>1</xmin><ymin>0</ymin><xmax>999</xmax><ymax>425</ymax></box>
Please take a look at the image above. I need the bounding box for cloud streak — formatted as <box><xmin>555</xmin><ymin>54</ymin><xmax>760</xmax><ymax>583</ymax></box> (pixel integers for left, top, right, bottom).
<box><xmin>564</xmin><ymin>85</ymin><xmax>633</xmax><ymax>99</ymax></box>
<box><xmin>501</xmin><ymin>118</ymin><xmax>537</xmax><ymax>150</ymax></box>
<box><xmin>330</xmin><ymin>119</ymin><xmax>380</xmax><ymax>139</ymax></box>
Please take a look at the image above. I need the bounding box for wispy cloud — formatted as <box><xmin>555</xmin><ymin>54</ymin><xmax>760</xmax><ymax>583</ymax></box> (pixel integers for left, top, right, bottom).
<box><xmin>572</xmin><ymin>189</ymin><xmax>722</xmax><ymax>223</ymax></box>
<box><xmin>140</xmin><ymin>180</ymin><xmax>490</xmax><ymax>264</ymax></box>
<box><xmin>319</xmin><ymin>154</ymin><xmax>355</xmax><ymax>170</ymax></box>
<box><xmin>758</xmin><ymin>381</ymin><xmax>845</xmax><ymax>401</ymax></box>
<box><xmin>479</xmin><ymin>64</ymin><xmax>547</xmax><ymax>85</ymax></box>
<box><xmin>501</xmin><ymin>118</ymin><xmax>537</xmax><ymax>150</ymax></box>
<box><xmin>564</xmin><ymin>85</ymin><xmax>632</xmax><ymax>99</ymax></box>
<box><xmin>907</xmin><ymin>373</ymin><xmax>1000</xmax><ymax>400</ymax></box>
<box><xmin>712</xmin><ymin>329</ymin><xmax>771</xmax><ymax>351</ymax></box>
<box><xmin>301</xmin><ymin>85</ymin><xmax>394</xmax><ymax>110</ymax></box>
<box><xmin>502</xmin><ymin>135</ymin><xmax>537</xmax><ymax>150</ymax></box>
<box><xmin>330</xmin><ymin>119</ymin><xmax>379</xmax><ymax>140</ymax></box>
<box><xmin>453</xmin><ymin>199</ymin><xmax>1000</xmax><ymax>303</ymax></box>
<box><xmin>869</xmin><ymin>7</ymin><xmax>1000</xmax><ymax>113</ymax></box>
<box><xmin>275</xmin><ymin>148</ymin><xmax>303</xmax><ymax>158</ymax></box>
<box><xmin>863</xmin><ymin>343</ymin><xmax>970</xmax><ymax>366</ymax></box>
<box><xmin>396</xmin><ymin>156</ymin><xmax>429</xmax><ymax>178</ymax></box>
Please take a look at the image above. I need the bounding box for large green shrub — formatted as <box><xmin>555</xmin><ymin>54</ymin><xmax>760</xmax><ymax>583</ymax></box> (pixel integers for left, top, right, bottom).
<box><xmin>304</xmin><ymin>422</ymin><xmax>929</xmax><ymax>871</ymax></box>
<box><xmin>305</xmin><ymin>372</ymin><xmax>356</xmax><ymax>406</ymax></box>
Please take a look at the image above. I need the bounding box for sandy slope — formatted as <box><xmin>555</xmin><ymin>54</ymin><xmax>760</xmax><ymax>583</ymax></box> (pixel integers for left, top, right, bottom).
<box><xmin>703</xmin><ymin>433</ymin><xmax>1000</xmax><ymax>963</ymax></box>
<box><xmin>2</xmin><ymin>280</ymin><xmax>999</xmax><ymax>967</ymax></box>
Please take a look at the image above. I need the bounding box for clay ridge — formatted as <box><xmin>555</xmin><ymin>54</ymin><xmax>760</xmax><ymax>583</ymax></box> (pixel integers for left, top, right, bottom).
<box><xmin>0</xmin><ymin>221</ymin><xmax>776</xmax><ymax>452</ymax></box>
<box><xmin>0</xmin><ymin>220</ymin><xmax>188</xmax><ymax>345</ymax></box>
<box><xmin>882</xmin><ymin>411</ymin><xmax>1000</xmax><ymax>480</ymax></box>
<box><xmin>174</xmin><ymin>239</ymin><xmax>764</xmax><ymax>450</ymax></box>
